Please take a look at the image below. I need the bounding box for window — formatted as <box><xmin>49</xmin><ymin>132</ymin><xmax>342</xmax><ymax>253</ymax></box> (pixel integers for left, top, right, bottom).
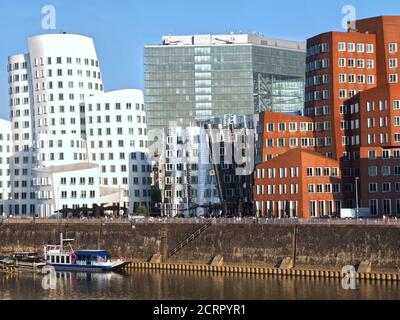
<box><xmin>367</xmin><ymin>118</ymin><xmax>375</xmax><ymax>128</ymax></box>
<box><xmin>382</xmin><ymin>183</ymin><xmax>391</xmax><ymax>193</ymax></box>
<box><xmin>368</xmin><ymin>150</ymin><xmax>376</xmax><ymax>160</ymax></box>
<box><xmin>394</xmin><ymin>100</ymin><xmax>400</xmax><ymax>110</ymax></box>
<box><xmin>357</xmin><ymin>43</ymin><xmax>365</xmax><ymax>53</ymax></box>
<box><xmin>348</xmin><ymin>43</ymin><xmax>355</xmax><ymax>52</ymax></box>
<box><xmin>366</xmin><ymin>44</ymin><xmax>374</xmax><ymax>53</ymax></box>
<box><xmin>382</xmin><ymin>166</ymin><xmax>391</xmax><ymax>176</ymax></box>
<box><xmin>267</xmin><ymin>123</ymin><xmax>274</xmax><ymax>132</ymax></box>
<box><xmin>338</xmin><ymin>58</ymin><xmax>346</xmax><ymax>67</ymax></box>
<box><xmin>389</xmin><ymin>43</ymin><xmax>398</xmax><ymax>53</ymax></box>
<box><xmin>389</xmin><ymin>59</ymin><xmax>398</xmax><ymax>68</ymax></box>
<box><xmin>366</xmin><ymin>60</ymin><xmax>374</xmax><ymax>69</ymax></box>
<box><xmin>289</xmin><ymin>123</ymin><xmax>297</xmax><ymax>132</ymax></box>
<box><xmin>368</xmin><ymin>166</ymin><xmax>377</xmax><ymax>177</ymax></box>
<box><xmin>369</xmin><ymin>183</ymin><xmax>377</xmax><ymax>193</ymax></box>
<box><xmin>389</xmin><ymin>74</ymin><xmax>398</xmax><ymax>83</ymax></box>
<box><xmin>338</xmin><ymin>42</ymin><xmax>346</xmax><ymax>52</ymax></box>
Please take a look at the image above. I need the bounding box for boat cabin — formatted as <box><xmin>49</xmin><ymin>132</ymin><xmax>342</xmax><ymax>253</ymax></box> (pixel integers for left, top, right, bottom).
<box><xmin>75</xmin><ymin>251</ymin><xmax>112</xmax><ymax>265</ymax></box>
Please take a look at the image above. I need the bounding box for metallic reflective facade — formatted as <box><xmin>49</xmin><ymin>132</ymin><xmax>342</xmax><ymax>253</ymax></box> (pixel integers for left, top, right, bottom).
<box><xmin>144</xmin><ymin>35</ymin><xmax>306</xmax><ymax>129</ymax></box>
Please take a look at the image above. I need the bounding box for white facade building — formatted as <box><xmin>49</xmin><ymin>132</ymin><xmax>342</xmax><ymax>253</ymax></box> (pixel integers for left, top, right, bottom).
<box><xmin>0</xmin><ymin>119</ymin><xmax>12</xmax><ymax>216</ymax></box>
<box><xmin>85</xmin><ymin>90</ymin><xmax>151</xmax><ymax>212</ymax></box>
<box><xmin>7</xmin><ymin>33</ymin><xmax>150</xmax><ymax>217</ymax></box>
<box><xmin>32</xmin><ymin>163</ymin><xmax>101</xmax><ymax>217</ymax></box>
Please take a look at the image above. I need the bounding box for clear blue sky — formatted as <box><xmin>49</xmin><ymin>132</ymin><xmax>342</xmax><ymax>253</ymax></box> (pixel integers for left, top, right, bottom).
<box><xmin>0</xmin><ymin>0</ymin><xmax>399</xmax><ymax>119</ymax></box>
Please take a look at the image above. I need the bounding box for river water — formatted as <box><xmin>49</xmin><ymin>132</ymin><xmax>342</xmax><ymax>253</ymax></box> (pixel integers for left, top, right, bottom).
<box><xmin>0</xmin><ymin>270</ymin><xmax>399</xmax><ymax>300</ymax></box>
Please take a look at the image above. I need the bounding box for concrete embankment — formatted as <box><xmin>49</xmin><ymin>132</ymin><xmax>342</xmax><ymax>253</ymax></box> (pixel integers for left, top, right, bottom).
<box><xmin>0</xmin><ymin>222</ymin><xmax>400</xmax><ymax>273</ymax></box>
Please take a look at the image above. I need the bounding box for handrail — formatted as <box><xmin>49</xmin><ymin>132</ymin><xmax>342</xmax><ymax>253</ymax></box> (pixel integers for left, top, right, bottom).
<box><xmin>169</xmin><ymin>220</ymin><xmax>212</xmax><ymax>258</ymax></box>
<box><xmin>2</xmin><ymin>217</ymin><xmax>400</xmax><ymax>226</ymax></box>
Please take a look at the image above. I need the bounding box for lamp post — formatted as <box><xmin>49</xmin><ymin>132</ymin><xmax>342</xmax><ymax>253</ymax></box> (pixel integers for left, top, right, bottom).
<box><xmin>57</xmin><ymin>186</ymin><xmax>60</xmax><ymax>222</ymax></box>
<box><xmin>355</xmin><ymin>177</ymin><xmax>359</xmax><ymax>220</ymax></box>
<box><xmin>2</xmin><ymin>188</ymin><xmax>6</xmax><ymax>218</ymax></box>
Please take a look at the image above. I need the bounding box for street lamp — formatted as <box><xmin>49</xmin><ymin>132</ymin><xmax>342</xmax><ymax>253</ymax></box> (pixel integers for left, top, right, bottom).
<box><xmin>355</xmin><ymin>177</ymin><xmax>359</xmax><ymax>220</ymax></box>
<box><xmin>57</xmin><ymin>186</ymin><xmax>60</xmax><ymax>222</ymax></box>
<box><xmin>2</xmin><ymin>188</ymin><xmax>6</xmax><ymax>217</ymax></box>
<box><xmin>118</xmin><ymin>185</ymin><xmax>126</xmax><ymax>218</ymax></box>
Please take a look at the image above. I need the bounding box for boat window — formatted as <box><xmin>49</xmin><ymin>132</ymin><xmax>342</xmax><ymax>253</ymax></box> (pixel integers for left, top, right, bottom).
<box><xmin>61</xmin><ymin>256</ymin><xmax>65</xmax><ymax>264</ymax></box>
<box><xmin>56</xmin><ymin>256</ymin><xmax>60</xmax><ymax>264</ymax></box>
<box><xmin>51</xmin><ymin>256</ymin><xmax>55</xmax><ymax>263</ymax></box>
<box><xmin>66</xmin><ymin>256</ymin><xmax>70</xmax><ymax>264</ymax></box>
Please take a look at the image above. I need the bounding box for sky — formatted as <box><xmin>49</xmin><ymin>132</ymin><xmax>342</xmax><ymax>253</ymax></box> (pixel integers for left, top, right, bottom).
<box><xmin>0</xmin><ymin>0</ymin><xmax>399</xmax><ymax>119</ymax></box>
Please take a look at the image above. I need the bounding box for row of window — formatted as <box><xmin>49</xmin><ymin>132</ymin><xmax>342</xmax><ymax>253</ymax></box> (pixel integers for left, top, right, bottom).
<box><xmin>87</xmin><ymin>115</ymin><xmax>146</xmax><ymax>125</ymax></box>
<box><xmin>265</xmin><ymin>137</ymin><xmax>331</xmax><ymax>148</ymax></box>
<box><xmin>256</xmin><ymin>184</ymin><xmax>299</xmax><ymax>195</ymax></box>
<box><xmin>368</xmin><ymin>165</ymin><xmax>400</xmax><ymax>177</ymax></box>
<box><xmin>306</xmin><ymin>43</ymin><xmax>329</xmax><ymax>57</ymax></box>
<box><xmin>369</xmin><ymin>199</ymin><xmax>400</xmax><ymax>215</ymax></box>
<box><xmin>368</xmin><ymin>182</ymin><xmax>400</xmax><ymax>193</ymax></box>
<box><xmin>368</xmin><ymin>149</ymin><xmax>400</xmax><ymax>160</ymax></box>
<box><xmin>366</xmin><ymin>100</ymin><xmax>399</xmax><ymax>111</ymax></box>
<box><xmin>30</xmin><ymin>57</ymin><xmax>99</xmax><ymax>68</ymax></box>
<box><xmin>88</xmin><ymin>103</ymin><xmax>144</xmax><ymax>112</ymax></box>
<box><xmin>309</xmin><ymin>200</ymin><xmax>342</xmax><ymax>217</ymax></box>
<box><xmin>164</xmin><ymin>189</ymin><xmax>218</xmax><ymax>199</ymax></box>
<box><xmin>338</xmin><ymin>57</ymin><xmax>374</xmax><ymax>68</ymax></box>
<box><xmin>0</xmin><ymin>134</ymin><xmax>11</xmax><ymax>141</ymax></box>
<box><xmin>337</xmin><ymin>42</ymin><xmax>374</xmax><ymax>53</ymax></box>
<box><xmin>265</xmin><ymin>122</ymin><xmax>314</xmax><ymax>132</ymax></box>
<box><xmin>339</xmin><ymin>73</ymin><xmax>374</xmax><ymax>84</ymax></box>
<box><xmin>366</xmin><ymin>116</ymin><xmax>400</xmax><ymax>128</ymax></box>
<box><xmin>308</xmin><ymin>183</ymin><xmax>341</xmax><ymax>193</ymax></box>
<box><xmin>367</xmin><ymin>133</ymin><xmax>400</xmax><ymax>144</ymax></box>
<box><xmin>59</xmin><ymin>177</ymin><xmax>95</xmax><ymax>186</ymax></box>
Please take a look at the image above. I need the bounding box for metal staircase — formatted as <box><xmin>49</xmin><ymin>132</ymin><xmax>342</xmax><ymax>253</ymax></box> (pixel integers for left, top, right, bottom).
<box><xmin>168</xmin><ymin>220</ymin><xmax>212</xmax><ymax>258</ymax></box>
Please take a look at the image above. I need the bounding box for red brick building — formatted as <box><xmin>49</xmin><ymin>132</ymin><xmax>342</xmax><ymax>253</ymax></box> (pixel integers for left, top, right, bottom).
<box><xmin>255</xmin><ymin>148</ymin><xmax>342</xmax><ymax>218</ymax></box>
<box><xmin>254</xmin><ymin>16</ymin><xmax>400</xmax><ymax>218</ymax></box>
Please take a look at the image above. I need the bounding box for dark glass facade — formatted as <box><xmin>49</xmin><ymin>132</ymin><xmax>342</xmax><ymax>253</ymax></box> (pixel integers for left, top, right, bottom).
<box><xmin>144</xmin><ymin>41</ymin><xmax>305</xmax><ymax>130</ymax></box>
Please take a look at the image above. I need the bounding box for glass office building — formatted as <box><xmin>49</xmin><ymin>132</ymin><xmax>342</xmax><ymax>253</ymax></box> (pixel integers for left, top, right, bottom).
<box><xmin>144</xmin><ymin>34</ymin><xmax>306</xmax><ymax>129</ymax></box>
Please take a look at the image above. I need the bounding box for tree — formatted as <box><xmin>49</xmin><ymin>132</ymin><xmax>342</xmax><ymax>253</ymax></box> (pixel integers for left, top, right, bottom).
<box><xmin>138</xmin><ymin>205</ymin><xmax>149</xmax><ymax>217</ymax></box>
<box><xmin>151</xmin><ymin>186</ymin><xmax>162</xmax><ymax>204</ymax></box>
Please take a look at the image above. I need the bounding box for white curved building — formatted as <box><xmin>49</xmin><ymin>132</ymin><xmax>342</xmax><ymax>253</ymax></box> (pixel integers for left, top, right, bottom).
<box><xmin>0</xmin><ymin>119</ymin><xmax>11</xmax><ymax>216</ymax></box>
<box><xmin>85</xmin><ymin>89</ymin><xmax>151</xmax><ymax>211</ymax></box>
<box><xmin>7</xmin><ymin>33</ymin><xmax>150</xmax><ymax>217</ymax></box>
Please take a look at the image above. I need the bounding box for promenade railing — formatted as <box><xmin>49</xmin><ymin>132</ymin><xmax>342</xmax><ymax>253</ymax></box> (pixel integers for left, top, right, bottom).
<box><xmin>2</xmin><ymin>216</ymin><xmax>400</xmax><ymax>226</ymax></box>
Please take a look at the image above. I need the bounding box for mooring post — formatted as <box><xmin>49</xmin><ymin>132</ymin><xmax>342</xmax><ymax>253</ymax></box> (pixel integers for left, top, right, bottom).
<box><xmin>292</xmin><ymin>224</ymin><xmax>297</xmax><ymax>269</ymax></box>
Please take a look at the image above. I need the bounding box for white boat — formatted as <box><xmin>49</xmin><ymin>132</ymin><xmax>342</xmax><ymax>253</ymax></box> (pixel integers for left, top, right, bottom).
<box><xmin>12</xmin><ymin>252</ymin><xmax>47</xmax><ymax>270</ymax></box>
<box><xmin>44</xmin><ymin>233</ymin><xmax>128</xmax><ymax>273</ymax></box>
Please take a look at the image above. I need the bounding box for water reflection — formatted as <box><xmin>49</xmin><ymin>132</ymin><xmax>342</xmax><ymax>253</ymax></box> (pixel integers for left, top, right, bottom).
<box><xmin>0</xmin><ymin>270</ymin><xmax>399</xmax><ymax>300</ymax></box>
